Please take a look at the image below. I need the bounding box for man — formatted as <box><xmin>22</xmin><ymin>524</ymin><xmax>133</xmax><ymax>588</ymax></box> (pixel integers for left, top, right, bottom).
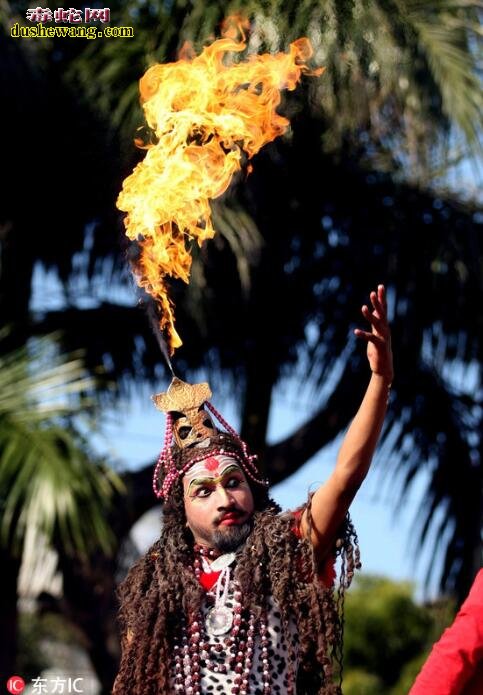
<box><xmin>113</xmin><ymin>284</ymin><xmax>393</xmax><ymax>695</ymax></box>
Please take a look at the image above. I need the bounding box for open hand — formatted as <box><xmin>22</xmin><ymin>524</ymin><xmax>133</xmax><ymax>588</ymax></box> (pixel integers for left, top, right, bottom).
<box><xmin>354</xmin><ymin>284</ymin><xmax>393</xmax><ymax>381</ymax></box>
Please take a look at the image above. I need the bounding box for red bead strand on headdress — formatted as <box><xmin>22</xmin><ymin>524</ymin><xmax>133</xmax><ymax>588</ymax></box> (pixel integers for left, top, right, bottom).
<box><xmin>152</xmin><ymin>412</ymin><xmax>175</xmax><ymax>499</ymax></box>
<box><xmin>205</xmin><ymin>402</ymin><xmax>269</xmax><ymax>483</ymax></box>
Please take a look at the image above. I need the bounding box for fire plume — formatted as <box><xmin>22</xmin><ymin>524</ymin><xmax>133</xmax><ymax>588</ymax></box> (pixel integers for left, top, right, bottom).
<box><xmin>117</xmin><ymin>18</ymin><xmax>320</xmax><ymax>354</ymax></box>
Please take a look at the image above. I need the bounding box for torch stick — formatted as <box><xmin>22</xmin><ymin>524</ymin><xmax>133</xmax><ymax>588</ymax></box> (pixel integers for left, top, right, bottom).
<box><xmin>144</xmin><ymin>299</ymin><xmax>176</xmax><ymax>377</ymax></box>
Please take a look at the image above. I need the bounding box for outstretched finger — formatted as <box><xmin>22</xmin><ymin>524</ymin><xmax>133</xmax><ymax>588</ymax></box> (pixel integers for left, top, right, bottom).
<box><xmin>369</xmin><ymin>290</ymin><xmax>384</xmax><ymax>318</ymax></box>
<box><xmin>361</xmin><ymin>305</ymin><xmax>387</xmax><ymax>334</ymax></box>
<box><xmin>376</xmin><ymin>285</ymin><xmax>387</xmax><ymax>315</ymax></box>
<box><xmin>354</xmin><ymin>328</ymin><xmax>385</xmax><ymax>345</ymax></box>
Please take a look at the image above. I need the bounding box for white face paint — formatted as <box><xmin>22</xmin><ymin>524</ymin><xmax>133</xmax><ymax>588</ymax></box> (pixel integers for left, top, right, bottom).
<box><xmin>184</xmin><ymin>455</ymin><xmax>241</xmax><ymax>490</ymax></box>
<box><xmin>182</xmin><ymin>455</ymin><xmax>255</xmax><ymax>551</ymax></box>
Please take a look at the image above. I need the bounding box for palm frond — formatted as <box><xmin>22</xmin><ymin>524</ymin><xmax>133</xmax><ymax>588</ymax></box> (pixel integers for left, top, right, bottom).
<box><xmin>211</xmin><ymin>201</ymin><xmax>264</xmax><ymax>295</ymax></box>
<box><xmin>0</xmin><ymin>334</ymin><xmax>124</xmax><ymax>558</ymax></box>
<box><xmin>403</xmin><ymin>0</ymin><xmax>482</xmax><ymax>149</ymax></box>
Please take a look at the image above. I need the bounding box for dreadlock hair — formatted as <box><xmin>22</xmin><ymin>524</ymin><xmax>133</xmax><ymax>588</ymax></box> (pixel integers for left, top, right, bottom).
<box><xmin>113</xmin><ymin>432</ymin><xmax>360</xmax><ymax>694</ymax></box>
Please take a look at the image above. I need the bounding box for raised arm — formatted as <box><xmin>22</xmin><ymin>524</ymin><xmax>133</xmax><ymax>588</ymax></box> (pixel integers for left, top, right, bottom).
<box><xmin>300</xmin><ymin>284</ymin><xmax>394</xmax><ymax>562</ymax></box>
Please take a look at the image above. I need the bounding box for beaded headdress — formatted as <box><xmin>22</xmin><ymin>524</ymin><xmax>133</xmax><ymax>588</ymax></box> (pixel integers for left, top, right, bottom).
<box><xmin>151</xmin><ymin>377</ymin><xmax>268</xmax><ymax>499</ymax></box>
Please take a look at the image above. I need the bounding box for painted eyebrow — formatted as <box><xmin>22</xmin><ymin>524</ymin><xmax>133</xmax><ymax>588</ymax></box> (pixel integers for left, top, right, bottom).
<box><xmin>189</xmin><ymin>476</ymin><xmax>217</xmax><ymax>489</ymax></box>
<box><xmin>187</xmin><ymin>466</ymin><xmax>244</xmax><ymax>494</ymax></box>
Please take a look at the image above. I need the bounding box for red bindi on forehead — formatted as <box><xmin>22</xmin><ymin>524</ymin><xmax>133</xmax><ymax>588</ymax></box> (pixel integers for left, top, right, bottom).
<box><xmin>205</xmin><ymin>456</ymin><xmax>220</xmax><ymax>471</ymax></box>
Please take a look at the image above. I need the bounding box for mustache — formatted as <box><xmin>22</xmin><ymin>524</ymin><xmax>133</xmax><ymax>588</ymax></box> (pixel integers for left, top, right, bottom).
<box><xmin>214</xmin><ymin>507</ymin><xmax>244</xmax><ymax>524</ymax></box>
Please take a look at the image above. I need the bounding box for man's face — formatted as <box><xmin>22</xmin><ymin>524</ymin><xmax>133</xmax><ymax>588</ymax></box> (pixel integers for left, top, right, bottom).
<box><xmin>183</xmin><ymin>455</ymin><xmax>255</xmax><ymax>553</ymax></box>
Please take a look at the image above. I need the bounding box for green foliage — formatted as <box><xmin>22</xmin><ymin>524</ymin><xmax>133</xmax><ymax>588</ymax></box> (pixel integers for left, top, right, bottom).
<box><xmin>343</xmin><ymin>668</ymin><xmax>385</xmax><ymax>695</ymax></box>
<box><xmin>343</xmin><ymin>584</ymin><xmax>458</xmax><ymax>692</ymax></box>
<box><xmin>390</xmin><ymin>652</ymin><xmax>429</xmax><ymax>695</ymax></box>
<box><xmin>344</xmin><ymin>575</ymin><xmax>433</xmax><ymax>687</ymax></box>
<box><xmin>0</xmin><ymin>332</ymin><xmax>124</xmax><ymax>558</ymax></box>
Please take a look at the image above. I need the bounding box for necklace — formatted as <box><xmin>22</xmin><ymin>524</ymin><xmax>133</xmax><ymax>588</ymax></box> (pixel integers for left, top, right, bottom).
<box><xmin>203</xmin><ymin>552</ymin><xmax>236</xmax><ymax>636</ymax></box>
<box><xmin>172</xmin><ymin>546</ymin><xmax>274</xmax><ymax>694</ymax></box>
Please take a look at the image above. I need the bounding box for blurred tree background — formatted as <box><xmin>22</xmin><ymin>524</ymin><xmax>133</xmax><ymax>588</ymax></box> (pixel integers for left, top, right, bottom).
<box><xmin>1</xmin><ymin>0</ymin><xmax>481</xmax><ymax>690</ymax></box>
<box><xmin>342</xmin><ymin>575</ymin><xmax>456</xmax><ymax>694</ymax></box>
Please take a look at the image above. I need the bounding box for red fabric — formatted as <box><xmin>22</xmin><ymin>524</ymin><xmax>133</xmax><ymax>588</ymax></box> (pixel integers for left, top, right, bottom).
<box><xmin>409</xmin><ymin>569</ymin><xmax>483</xmax><ymax>695</ymax></box>
<box><xmin>318</xmin><ymin>555</ymin><xmax>337</xmax><ymax>587</ymax></box>
<box><xmin>199</xmin><ymin>570</ymin><xmax>221</xmax><ymax>591</ymax></box>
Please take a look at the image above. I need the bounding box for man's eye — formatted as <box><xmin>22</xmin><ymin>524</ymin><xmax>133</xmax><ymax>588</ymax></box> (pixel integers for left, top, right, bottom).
<box><xmin>195</xmin><ymin>487</ymin><xmax>211</xmax><ymax>498</ymax></box>
<box><xmin>178</xmin><ymin>426</ymin><xmax>192</xmax><ymax>440</ymax></box>
<box><xmin>226</xmin><ymin>478</ymin><xmax>241</xmax><ymax>488</ymax></box>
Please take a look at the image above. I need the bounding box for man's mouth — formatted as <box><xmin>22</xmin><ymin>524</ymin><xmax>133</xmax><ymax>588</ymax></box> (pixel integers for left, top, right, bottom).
<box><xmin>218</xmin><ymin>512</ymin><xmax>243</xmax><ymax>525</ymax></box>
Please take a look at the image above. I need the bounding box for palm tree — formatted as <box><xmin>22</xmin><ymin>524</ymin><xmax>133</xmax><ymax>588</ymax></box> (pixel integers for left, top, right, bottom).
<box><xmin>0</xmin><ymin>331</ymin><xmax>122</xmax><ymax>681</ymax></box>
<box><xmin>1</xmin><ymin>6</ymin><xmax>481</xmax><ymax>676</ymax></box>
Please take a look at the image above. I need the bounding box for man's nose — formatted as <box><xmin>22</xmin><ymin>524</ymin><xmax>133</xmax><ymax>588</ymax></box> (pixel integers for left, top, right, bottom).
<box><xmin>216</xmin><ymin>485</ymin><xmax>234</xmax><ymax>507</ymax></box>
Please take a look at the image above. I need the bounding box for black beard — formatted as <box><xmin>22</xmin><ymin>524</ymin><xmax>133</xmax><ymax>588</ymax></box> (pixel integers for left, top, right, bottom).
<box><xmin>211</xmin><ymin>521</ymin><xmax>252</xmax><ymax>553</ymax></box>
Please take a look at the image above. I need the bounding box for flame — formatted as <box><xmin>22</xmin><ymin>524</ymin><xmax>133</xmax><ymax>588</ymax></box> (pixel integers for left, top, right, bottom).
<box><xmin>117</xmin><ymin>17</ymin><xmax>321</xmax><ymax>354</ymax></box>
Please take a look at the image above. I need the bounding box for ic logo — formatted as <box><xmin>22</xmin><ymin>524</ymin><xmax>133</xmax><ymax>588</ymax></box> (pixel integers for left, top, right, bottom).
<box><xmin>7</xmin><ymin>676</ymin><xmax>25</xmax><ymax>694</ymax></box>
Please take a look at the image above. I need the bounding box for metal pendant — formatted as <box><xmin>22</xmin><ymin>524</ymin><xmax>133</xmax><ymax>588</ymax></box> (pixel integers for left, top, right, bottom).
<box><xmin>206</xmin><ymin>606</ymin><xmax>234</xmax><ymax>636</ymax></box>
<box><xmin>209</xmin><ymin>552</ymin><xmax>236</xmax><ymax>572</ymax></box>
